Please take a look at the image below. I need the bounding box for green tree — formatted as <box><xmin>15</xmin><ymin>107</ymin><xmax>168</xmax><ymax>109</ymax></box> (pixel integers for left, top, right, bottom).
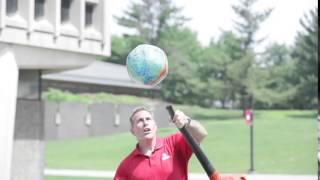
<box><xmin>198</xmin><ymin>31</ymin><xmax>242</xmax><ymax>108</ymax></box>
<box><xmin>106</xmin><ymin>35</ymin><xmax>145</xmax><ymax>65</ymax></box>
<box><xmin>106</xmin><ymin>0</ymin><xmax>189</xmax><ymax>65</ymax></box>
<box><xmin>291</xmin><ymin>8</ymin><xmax>318</xmax><ymax>108</ymax></box>
<box><xmin>231</xmin><ymin>0</ymin><xmax>272</xmax><ymax>109</ymax></box>
<box><xmin>158</xmin><ymin>26</ymin><xmax>203</xmax><ymax>105</ymax></box>
<box><xmin>232</xmin><ymin>0</ymin><xmax>272</xmax><ymax>50</ymax></box>
<box><xmin>115</xmin><ymin>0</ymin><xmax>188</xmax><ymax>44</ymax></box>
<box><xmin>253</xmin><ymin>43</ymin><xmax>297</xmax><ymax>108</ymax></box>
<box><xmin>105</xmin><ymin>0</ymin><xmax>205</xmax><ymax>105</ymax></box>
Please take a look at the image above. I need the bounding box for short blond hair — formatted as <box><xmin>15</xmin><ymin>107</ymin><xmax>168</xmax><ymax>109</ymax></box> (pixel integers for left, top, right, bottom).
<box><xmin>129</xmin><ymin>106</ymin><xmax>153</xmax><ymax>126</ymax></box>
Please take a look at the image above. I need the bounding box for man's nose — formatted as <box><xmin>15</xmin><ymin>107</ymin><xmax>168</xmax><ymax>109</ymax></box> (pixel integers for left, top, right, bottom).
<box><xmin>142</xmin><ymin>119</ymin><xmax>148</xmax><ymax>125</ymax></box>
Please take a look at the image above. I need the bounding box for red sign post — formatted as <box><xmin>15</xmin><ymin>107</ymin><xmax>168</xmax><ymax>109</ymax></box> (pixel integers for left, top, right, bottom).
<box><xmin>244</xmin><ymin>109</ymin><xmax>253</xmax><ymax>126</ymax></box>
<box><xmin>244</xmin><ymin>108</ymin><xmax>255</xmax><ymax>173</ymax></box>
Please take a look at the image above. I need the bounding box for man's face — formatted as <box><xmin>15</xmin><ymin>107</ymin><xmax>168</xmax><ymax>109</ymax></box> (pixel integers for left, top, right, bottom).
<box><xmin>131</xmin><ymin>110</ymin><xmax>157</xmax><ymax>141</ymax></box>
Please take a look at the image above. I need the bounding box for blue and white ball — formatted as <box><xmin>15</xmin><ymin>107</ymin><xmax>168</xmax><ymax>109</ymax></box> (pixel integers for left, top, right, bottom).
<box><xmin>126</xmin><ymin>44</ymin><xmax>168</xmax><ymax>87</ymax></box>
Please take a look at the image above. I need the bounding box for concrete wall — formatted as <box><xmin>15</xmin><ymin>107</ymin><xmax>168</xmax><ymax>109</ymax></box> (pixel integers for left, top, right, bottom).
<box><xmin>44</xmin><ymin>102</ymin><xmax>171</xmax><ymax>140</ymax></box>
<box><xmin>10</xmin><ymin>69</ymin><xmax>44</xmax><ymax>180</ymax></box>
<box><xmin>12</xmin><ymin>99</ymin><xmax>44</xmax><ymax>180</ymax></box>
<box><xmin>90</xmin><ymin>103</ymin><xmax>116</xmax><ymax>136</ymax></box>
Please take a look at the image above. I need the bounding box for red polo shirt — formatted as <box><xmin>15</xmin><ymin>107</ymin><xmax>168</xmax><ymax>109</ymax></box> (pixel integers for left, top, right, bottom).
<box><xmin>114</xmin><ymin>133</ymin><xmax>193</xmax><ymax>180</ymax></box>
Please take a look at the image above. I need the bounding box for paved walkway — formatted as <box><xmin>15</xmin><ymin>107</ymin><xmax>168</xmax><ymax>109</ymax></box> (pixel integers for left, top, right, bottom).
<box><xmin>44</xmin><ymin>168</ymin><xmax>317</xmax><ymax>180</ymax></box>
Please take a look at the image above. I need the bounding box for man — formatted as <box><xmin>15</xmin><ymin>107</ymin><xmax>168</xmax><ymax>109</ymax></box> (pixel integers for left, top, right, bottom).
<box><xmin>114</xmin><ymin>106</ymin><xmax>208</xmax><ymax>180</ymax></box>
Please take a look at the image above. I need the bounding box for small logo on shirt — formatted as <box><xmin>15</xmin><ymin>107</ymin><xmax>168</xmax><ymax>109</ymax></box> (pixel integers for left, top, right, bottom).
<box><xmin>161</xmin><ymin>153</ymin><xmax>170</xmax><ymax>161</ymax></box>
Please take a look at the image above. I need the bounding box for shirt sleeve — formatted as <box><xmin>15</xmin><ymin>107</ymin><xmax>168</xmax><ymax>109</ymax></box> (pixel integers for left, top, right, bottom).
<box><xmin>168</xmin><ymin>132</ymin><xmax>193</xmax><ymax>160</ymax></box>
<box><xmin>113</xmin><ymin>161</ymin><xmax>127</xmax><ymax>180</ymax></box>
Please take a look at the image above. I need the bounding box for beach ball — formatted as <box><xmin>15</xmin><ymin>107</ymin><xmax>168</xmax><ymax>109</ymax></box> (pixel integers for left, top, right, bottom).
<box><xmin>126</xmin><ymin>44</ymin><xmax>168</xmax><ymax>87</ymax></box>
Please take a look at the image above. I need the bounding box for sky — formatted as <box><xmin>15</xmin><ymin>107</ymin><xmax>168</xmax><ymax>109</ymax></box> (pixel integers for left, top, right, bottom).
<box><xmin>109</xmin><ymin>0</ymin><xmax>318</xmax><ymax>48</ymax></box>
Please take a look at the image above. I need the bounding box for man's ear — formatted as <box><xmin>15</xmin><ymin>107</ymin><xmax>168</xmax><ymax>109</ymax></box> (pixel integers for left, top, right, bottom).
<box><xmin>130</xmin><ymin>127</ymin><xmax>134</xmax><ymax>135</ymax></box>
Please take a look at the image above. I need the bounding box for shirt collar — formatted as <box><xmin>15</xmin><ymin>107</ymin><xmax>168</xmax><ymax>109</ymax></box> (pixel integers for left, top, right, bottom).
<box><xmin>133</xmin><ymin>137</ymin><xmax>164</xmax><ymax>156</ymax></box>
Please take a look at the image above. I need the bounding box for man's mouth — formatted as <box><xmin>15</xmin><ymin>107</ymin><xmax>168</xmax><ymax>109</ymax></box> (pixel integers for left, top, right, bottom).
<box><xmin>143</xmin><ymin>128</ymin><xmax>151</xmax><ymax>134</ymax></box>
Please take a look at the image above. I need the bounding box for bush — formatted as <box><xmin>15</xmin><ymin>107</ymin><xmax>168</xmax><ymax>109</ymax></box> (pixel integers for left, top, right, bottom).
<box><xmin>42</xmin><ymin>88</ymin><xmax>148</xmax><ymax>104</ymax></box>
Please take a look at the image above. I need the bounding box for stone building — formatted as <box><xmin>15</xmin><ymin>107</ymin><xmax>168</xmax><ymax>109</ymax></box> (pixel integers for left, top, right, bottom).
<box><xmin>0</xmin><ymin>0</ymin><xmax>110</xmax><ymax>179</ymax></box>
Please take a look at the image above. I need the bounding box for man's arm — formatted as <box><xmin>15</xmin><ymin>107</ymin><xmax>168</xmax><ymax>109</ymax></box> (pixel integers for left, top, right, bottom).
<box><xmin>172</xmin><ymin>110</ymin><xmax>208</xmax><ymax>143</ymax></box>
<box><xmin>185</xmin><ymin>118</ymin><xmax>208</xmax><ymax>143</ymax></box>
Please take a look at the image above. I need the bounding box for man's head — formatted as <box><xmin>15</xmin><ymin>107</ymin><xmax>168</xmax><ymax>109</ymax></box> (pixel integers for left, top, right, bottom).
<box><xmin>130</xmin><ymin>106</ymin><xmax>157</xmax><ymax>141</ymax></box>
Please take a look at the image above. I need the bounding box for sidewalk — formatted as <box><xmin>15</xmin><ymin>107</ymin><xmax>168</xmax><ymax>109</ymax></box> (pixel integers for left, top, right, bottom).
<box><xmin>44</xmin><ymin>168</ymin><xmax>317</xmax><ymax>180</ymax></box>
<box><xmin>189</xmin><ymin>173</ymin><xmax>317</xmax><ymax>180</ymax></box>
<box><xmin>244</xmin><ymin>174</ymin><xmax>316</xmax><ymax>180</ymax></box>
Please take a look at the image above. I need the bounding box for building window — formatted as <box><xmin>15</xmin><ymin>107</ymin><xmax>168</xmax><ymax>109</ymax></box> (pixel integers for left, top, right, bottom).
<box><xmin>35</xmin><ymin>0</ymin><xmax>45</xmax><ymax>20</ymax></box>
<box><xmin>6</xmin><ymin>0</ymin><xmax>18</xmax><ymax>16</ymax></box>
<box><xmin>61</xmin><ymin>0</ymin><xmax>73</xmax><ymax>24</ymax></box>
<box><xmin>85</xmin><ymin>2</ymin><xmax>95</xmax><ymax>27</ymax></box>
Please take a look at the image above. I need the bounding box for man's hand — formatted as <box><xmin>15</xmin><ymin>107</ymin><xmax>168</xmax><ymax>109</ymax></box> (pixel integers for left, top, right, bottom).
<box><xmin>170</xmin><ymin>109</ymin><xmax>207</xmax><ymax>143</ymax></box>
<box><xmin>171</xmin><ymin>110</ymin><xmax>191</xmax><ymax>129</ymax></box>
<box><xmin>211</xmin><ymin>172</ymin><xmax>246</xmax><ymax>180</ymax></box>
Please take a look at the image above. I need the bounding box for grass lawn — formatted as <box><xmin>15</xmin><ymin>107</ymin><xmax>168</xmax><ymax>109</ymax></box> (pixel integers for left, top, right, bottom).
<box><xmin>45</xmin><ymin>107</ymin><xmax>317</xmax><ymax>175</ymax></box>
